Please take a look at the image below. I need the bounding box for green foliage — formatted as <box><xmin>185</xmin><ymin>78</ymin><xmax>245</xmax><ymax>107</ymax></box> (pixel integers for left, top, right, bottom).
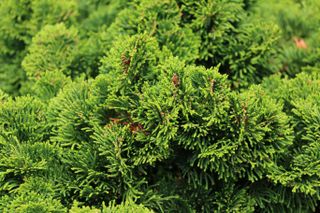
<box><xmin>0</xmin><ymin>90</ymin><xmax>8</xmax><ymax>101</ymax></box>
<box><xmin>48</xmin><ymin>81</ymin><xmax>95</xmax><ymax>147</ymax></box>
<box><xmin>196</xmin><ymin>86</ymin><xmax>292</xmax><ymax>182</ymax></box>
<box><xmin>99</xmin><ymin>34</ymin><xmax>164</xmax><ymax>88</ymax></box>
<box><xmin>69</xmin><ymin>201</ymin><xmax>154</xmax><ymax>213</ymax></box>
<box><xmin>251</xmin><ymin>181</ymin><xmax>318</xmax><ymax>213</ymax></box>
<box><xmin>105</xmin><ymin>0</ymin><xmax>200</xmax><ymax>63</ymax></box>
<box><xmin>0</xmin><ymin>96</ymin><xmax>48</xmax><ymax>142</ymax></box>
<box><xmin>0</xmin><ymin>0</ymin><xmax>127</xmax><ymax>94</ymax></box>
<box><xmin>0</xmin><ymin>177</ymin><xmax>66</xmax><ymax>213</ymax></box>
<box><xmin>179</xmin><ymin>0</ymin><xmax>281</xmax><ymax>88</ymax></box>
<box><xmin>1</xmin><ymin>0</ymin><xmax>320</xmax><ymax>212</ymax></box>
<box><xmin>262</xmin><ymin>73</ymin><xmax>320</xmax><ymax>202</ymax></box>
<box><xmin>102</xmin><ymin>201</ymin><xmax>154</xmax><ymax>213</ymax></box>
<box><xmin>22</xmin><ymin>23</ymin><xmax>79</xmax><ymax>78</ymax></box>
<box><xmin>0</xmin><ymin>137</ymin><xmax>65</xmax><ymax>195</ymax></box>
<box><xmin>179</xmin><ymin>0</ymin><xmax>245</xmax><ymax>61</ymax></box>
<box><xmin>0</xmin><ymin>0</ymin><xmax>78</xmax><ymax>54</ymax></box>
<box><xmin>0</xmin><ymin>56</ymin><xmax>25</xmax><ymax>96</ymax></box>
<box><xmin>28</xmin><ymin>71</ymin><xmax>72</xmax><ymax>101</ymax></box>
<box><xmin>0</xmin><ymin>0</ymin><xmax>79</xmax><ymax>94</ymax></box>
<box><xmin>253</xmin><ymin>0</ymin><xmax>320</xmax><ymax>77</ymax></box>
<box><xmin>212</xmin><ymin>184</ymin><xmax>256</xmax><ymax>213</ymax></box>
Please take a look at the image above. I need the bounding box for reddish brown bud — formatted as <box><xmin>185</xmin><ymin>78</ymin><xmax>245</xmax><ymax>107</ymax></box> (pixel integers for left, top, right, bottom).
<box><xmin>294</xmin><ymin>37</ymin><xmax>308</xmax><ymax>49</ymax></box>
<box><xmin>110</xmin><ymin>118</ymin><xmax>121</xmax><ymax>124</ymax></box>
<box><xmin>129</xmin><ymin>122</ymin><xmax>144</xmax><ymax>133</ymax></box>
<box><xmin>172</xmin><ymin>73</ymin><xmax>180</xmax><ymax>87</ymax></box>
<box><xmin>121</xmin><ymin>53</ymin><xmax>131</xmax><ymax>73</ymax></box>
<box><xmin>121</xmin><ymin>54</ymin><xmax>131</xmax><ymax>65</ymax></box>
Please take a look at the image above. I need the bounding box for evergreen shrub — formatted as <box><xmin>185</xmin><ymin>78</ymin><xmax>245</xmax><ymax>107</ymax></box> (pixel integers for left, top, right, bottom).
<box><xmin>0</xmin><ymin>0</ymin><xmax>320</xmax><ymax>212</ymax></box>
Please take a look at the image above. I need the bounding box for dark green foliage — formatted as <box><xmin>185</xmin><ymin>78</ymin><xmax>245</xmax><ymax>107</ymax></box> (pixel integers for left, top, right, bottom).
<box><xmin>0</xmin><ymin>96</ymin><xmax>48</xmax><ymax>142</ymax></box>
<box><xmin>0</xmin><ymin>137</ymin><xmax>65</xmax><ymax>200</ymax></box>
<box><xmin>179</xmin><ymin>0</ymin><xmax>245</xmax><ymax>61</ymax></box>
<box><xmin>0</xmin><ymin>56</ymin><xmax>25</xmax><ymax>96</ymax></box>
<box><xmin>179</xmin><ymin>0</ymin><xmax>281</xmax><ymax>88</ymax></box>
<box><xmin>212</xmin><ymin>184</ymin><xmax>256</xmax><ymax>213</ymax></box>
<box><xmin>1</xmin><ymin>0</ymin><xmax>320</xmax><ymax>212</ymax></box>
<box><xmin>250</xmin><ymin>181</ymin><xmax>318</xmax><ymax>213</ymax></box>
<box><xmin>48</xmin><ymin>81</ymin><xmax>95</xmax><ymax>147</ymax></box>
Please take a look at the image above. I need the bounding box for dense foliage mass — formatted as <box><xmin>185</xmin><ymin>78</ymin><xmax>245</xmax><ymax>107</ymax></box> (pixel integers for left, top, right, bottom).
<box><xmin>0</xmin><ymin>0</ymin><xmax>320</xmax><ymax>212</ymax></box>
